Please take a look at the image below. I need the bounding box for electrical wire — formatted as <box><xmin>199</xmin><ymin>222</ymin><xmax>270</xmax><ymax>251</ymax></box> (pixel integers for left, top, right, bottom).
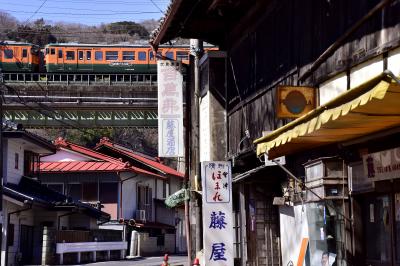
<box><xmin>149</xmin><ymin>0</ymin><xmax>166</xmax><ymax>15</ymax></box>
<box><xmin>2</xmin><ymin>9</ymin><xmax>161</xmax><ymax>16</ymax></box>
<box><xmin>23</xmin><ymin>0</ymin><xmax>48</xmax><ymax>24</ymax></box>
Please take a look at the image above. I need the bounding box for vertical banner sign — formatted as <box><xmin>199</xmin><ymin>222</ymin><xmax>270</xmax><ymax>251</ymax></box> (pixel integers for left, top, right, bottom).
<box><xmin>201</xmin><ymin>161</ymin><xmax>233</xmax><ymax>266</ymax></box>
<box><xmin>157</xmin><ymin>60</ymin><xmax>184</xmax><ymax>157</ymax></box>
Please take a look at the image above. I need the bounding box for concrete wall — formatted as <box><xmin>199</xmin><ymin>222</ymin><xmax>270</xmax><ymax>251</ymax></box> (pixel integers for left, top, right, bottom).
<box><xmin>5</xmin><ymin>139</ymin><xmax>24</xmax><ymax>185</ymax></box>
<box><xmin>279</xmin><ymin>204</ymin><xmax>309</xmax><ymax>266</ymax></box>
<box><xmin>138</xmin><ymin>232</ymin><xmax>175</xmax><ymax>256</ymax></box>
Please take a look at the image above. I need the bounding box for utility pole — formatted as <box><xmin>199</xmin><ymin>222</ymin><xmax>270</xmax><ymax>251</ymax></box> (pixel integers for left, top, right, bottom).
<box><xmin>189</xmin><ymin>39</ymin><xmax>203</xmax><ymax>257</ymax></box>
<box><xmin>0</xmin><ymin>66</ymin><xmax>4</xmax><ymax>265</ymax></box>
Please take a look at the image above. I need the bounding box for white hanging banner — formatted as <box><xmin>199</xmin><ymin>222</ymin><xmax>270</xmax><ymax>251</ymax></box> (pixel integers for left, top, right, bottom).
<box><xmin>157</xmin><ymin>60</ymin><xmax>184</xmax><ymax>157</ymax></box>
<box><xmin>201</xmin><ymin>161</ymin><xmax>234</xmax><ymax>266</ymax></box>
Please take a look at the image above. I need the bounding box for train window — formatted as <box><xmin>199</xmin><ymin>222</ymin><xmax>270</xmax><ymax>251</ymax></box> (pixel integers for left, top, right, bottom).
<box><xmin>78</xmin><ymin>51</ymin><xmax>84</xmax><ymax>60</ymax></box>
<box><xmin>122</xmin><ymin>51</ymin><xmax>135</xmax><ymax>60</ymax></box>
<box><xmin>149</xmin><ymin>51</ymin><xmax>154</xmax><ymax>60</ymax></box>
<box><xmin>95</xmin><ymin>51</ymin><xmax>103</xmax><ymax>61</ymax></box>
<box><xmin>58</xmin><ymin>49</ymin><xmax>63</xmax><ymax>59</ymax></box>
<box><xmin>165</xmin><ymin>52</ymin><xmax>173</xmax><ymax>60</ymax></box>
<box><xmin>176</xmin><ymin>51</ymin><xmax>188</xmax><ymax>61</ymax></box>
<box><xmin>4</xmin><ymin>49</ymin><xmax>13</xmax><ymax>59</ymax></box>
<box><xmin>45</xmin><ymin>48</ymin><xmax>49</xmax><ymax>54</ymax></box>
<box><xmin>138</xmin><ymin>51</ymin><xmax>146</xmax><ymax>61</ymax></box>
<box><xmin>86</xmin><ymin>51</ymin><xmax>91</xmax><ymax>60</ymax></box>
<box><xmin>66</xmin><ymin>51</ymin><xmax>75</xmax><ymax>60</ymax></box>
<box><xmin>22</xmin><ymin>49</ymin><xmax>28</xmax><ymax>58</ymax></box>
<box><xmin>106</xmin><ymin>51</ymin><xmax>118</xmax><ymax>60</ymax></box>
<box><xmin>50</xmin><ymin>48</ymin><xmax>55</xmax><ymax>55</ymax></box>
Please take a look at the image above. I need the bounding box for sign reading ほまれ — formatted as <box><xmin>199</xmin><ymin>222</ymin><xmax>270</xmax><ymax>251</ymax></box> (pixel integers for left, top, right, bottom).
<box><xmin>201</xmin><ymin>161</ymin><xmax>233</xmax><ymax>266</ymax></box>
<box><xmin>157</xmin><ymin>60</ymin><xmax>184</xmax><ymax>157</ymax></box>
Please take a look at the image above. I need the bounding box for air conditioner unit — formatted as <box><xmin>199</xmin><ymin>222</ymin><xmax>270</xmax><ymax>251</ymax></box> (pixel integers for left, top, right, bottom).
<box><xmin>136</xmin><ymin>210</ymin><xmax>146</xmax><ymax>223</ymax></box>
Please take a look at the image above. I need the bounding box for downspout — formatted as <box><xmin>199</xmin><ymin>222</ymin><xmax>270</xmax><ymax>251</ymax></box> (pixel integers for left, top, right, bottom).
<box><xmin>5</xmin><ymin>202</ymin><xmax>32</xmax><ymax>266</ymax></box>
<box><xmin>299</xmin><ymin>0</ymin><xmax>392</xmax><ymax>83</ymax></box>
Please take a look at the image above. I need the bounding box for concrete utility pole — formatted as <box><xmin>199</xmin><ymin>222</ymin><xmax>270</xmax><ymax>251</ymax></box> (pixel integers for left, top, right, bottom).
<box><xmin>189</xmin><ymin>39</ymin><xmax>203</xmax><ymax>258</ymax></box>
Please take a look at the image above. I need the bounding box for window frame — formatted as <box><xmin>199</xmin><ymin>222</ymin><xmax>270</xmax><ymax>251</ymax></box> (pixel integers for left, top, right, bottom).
<box><xmin>176</xmin><ymin>51</ymin><xmax>189</xmax><ymax>61</ymax></box>
<box><xmin>138</xmin><ymin>51</ymin><xmax>146</xmax><ymax>61</ymax></box>
<box><xmin>22</xmin><ymin>49</ymin><xmax>28</xmax><ymax>58</ymax></box>
<box><xmin>95</xmin><ymin>51</ymin><xmax>103</xmax><ymax>61</ymax></box>
<box><xmin>66</xmin><ymin>51</ymin><xmax>75</xmax><ymax>60</ymax></box>
<box><xmin>4</xmin><ymin>49</ymin><xmax>13</xmax><ymax>59</ymax></box>
<box><xmin>165</xmin><ymin>51</ymin><xmax>174</xmax><ymax>60</ymax></box>
<box><xmin>105</xmin><ymin>51</ymin><xmax>119</xmax><ymax>61</ymax></box>
<box><xmin>78</xmin><ymin>51</ymin><xmax>84</xmax><ymax>60</ymax></box>
<box><xmin>50</xmin><ymin>48</ymin><xmax>55</xmax><ymax>55</ymax></box>
<box><xmin>86</xmin><ymin>51</ymin><xmax>91</xmax><ymax>60</ymax></box>
<box><xmin>58</xmin><ymin>49</ymin><xmax>63</xmax><ymax>59</ymax></box>
<box><xmin>14</xmin><ymin>153</ymin><xmax>19</xmax><ymax>170</ymax></box>
<box><xmin>122</xmin><ymin>51</ymin><xmax>135</xmax><ymax>61</ymax></box>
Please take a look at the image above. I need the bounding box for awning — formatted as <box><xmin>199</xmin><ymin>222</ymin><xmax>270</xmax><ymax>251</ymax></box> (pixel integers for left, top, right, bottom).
<box><xmin>254</xmin><ymin>72</ymin><xmax>400</xmax><ymax>159</ymax></box>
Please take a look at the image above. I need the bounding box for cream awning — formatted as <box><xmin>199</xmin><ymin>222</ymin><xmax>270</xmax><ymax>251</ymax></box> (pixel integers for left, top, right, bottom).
<box><xmin>254</xmin><ymin>73</ymin><xmax>400</xmax><ymax>159</ymax></box>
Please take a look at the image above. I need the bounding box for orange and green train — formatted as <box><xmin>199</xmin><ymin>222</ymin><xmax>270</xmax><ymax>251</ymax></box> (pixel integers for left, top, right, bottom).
<box><xmin>44</xmin><ymin>43</ymin><xmax>192</xmax><ymax>73</ymax></box>
<box><xmin>0</xmin><ymin>41</ymin><xmax>40</xmax><ymax>72</ymax></box>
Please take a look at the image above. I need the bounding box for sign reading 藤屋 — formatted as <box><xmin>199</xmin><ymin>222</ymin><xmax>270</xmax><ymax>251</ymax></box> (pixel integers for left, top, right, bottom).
<box><xmin>157</xmin><ymin>60</ymin><xmax>184</xmax><ymax>157</ymax></box>
<box><xmin>201</xmin><ymin>161</ymin><xmax>233</xmax><ymax>266</ymax></box>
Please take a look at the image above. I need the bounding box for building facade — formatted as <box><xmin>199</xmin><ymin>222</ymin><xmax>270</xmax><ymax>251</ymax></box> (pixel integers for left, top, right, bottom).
<box><xmin>150</xmin><ymin>0</ymin><xmax>400</xmax><ymax>265</ymax></box>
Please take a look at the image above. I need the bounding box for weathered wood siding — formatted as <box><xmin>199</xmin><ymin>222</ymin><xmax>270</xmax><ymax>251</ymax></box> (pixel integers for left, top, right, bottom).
<box><xmin>227</xmin><ymin>0</ymin><xmax>400</xmax><ymax>155</ymax></box>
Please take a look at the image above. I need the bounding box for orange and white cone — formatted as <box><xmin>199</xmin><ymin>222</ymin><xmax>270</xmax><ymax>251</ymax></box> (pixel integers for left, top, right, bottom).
<box><xmin>193</xmin><ymin>258</ymin><xmax>200</xmax><ymax>266</ymax></box>
<box><xmin>161</xmin><ymin>254</ymin><xmax>169</xmax><ymax>266</ymax></box>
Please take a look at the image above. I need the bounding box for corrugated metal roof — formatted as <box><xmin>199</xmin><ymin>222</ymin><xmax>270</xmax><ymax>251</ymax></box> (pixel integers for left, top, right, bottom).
<box><xmin>95</xmin><ymin>138</ymin><xmax>185</xmax><ymax>178</ymax></box>
<box><xmin>40</xmin><ymin>161</ymin><xmax>126</xmax><ymax>172</ymax></box>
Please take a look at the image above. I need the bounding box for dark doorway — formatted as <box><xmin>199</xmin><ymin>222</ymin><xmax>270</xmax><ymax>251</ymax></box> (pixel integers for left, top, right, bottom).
<box><xmin>19</xmin><ymin>225</ymin><xmax>34</xmax><ymax>264</ymax></box>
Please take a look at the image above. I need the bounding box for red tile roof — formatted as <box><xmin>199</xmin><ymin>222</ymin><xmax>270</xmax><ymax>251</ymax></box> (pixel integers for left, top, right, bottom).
<box><xmin>95</xmin><ymin>138</ymin><xmax>185</xmax><ymax>179</ymax></box>
<box><xmin>40</xmin><ymin>138</ymin><xmax>166</xmax><ymax>179</ymax></box>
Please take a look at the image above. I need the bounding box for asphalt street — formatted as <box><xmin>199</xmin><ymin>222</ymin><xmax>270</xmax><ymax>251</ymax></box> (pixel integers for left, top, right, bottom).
<box><xmin>78</xmin><ymin>255</ymin><xmax>188</xmax><ymax>266</ymax></box>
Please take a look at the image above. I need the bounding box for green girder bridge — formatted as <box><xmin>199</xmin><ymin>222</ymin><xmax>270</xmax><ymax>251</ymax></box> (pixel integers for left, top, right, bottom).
<box><xmin>2</xmin><ymin>72</ymin><xmax>159</xmax><ymax>128</ymax></box>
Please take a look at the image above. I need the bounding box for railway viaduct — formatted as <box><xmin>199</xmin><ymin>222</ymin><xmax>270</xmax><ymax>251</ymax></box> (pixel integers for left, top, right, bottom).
<box><xmin>1</xmin><ymin>72</ymin><xmax>158</xmax><ymax>128</ymax></box>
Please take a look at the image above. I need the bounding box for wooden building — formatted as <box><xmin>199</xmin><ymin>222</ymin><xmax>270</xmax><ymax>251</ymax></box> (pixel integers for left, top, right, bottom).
<box><xmin>150</xmin><ymin>0</ymin><xmax>400</xmax><ymax>265</ymax></box>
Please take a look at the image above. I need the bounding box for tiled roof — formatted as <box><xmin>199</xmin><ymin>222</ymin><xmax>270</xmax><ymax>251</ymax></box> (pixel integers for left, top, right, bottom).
<box><xmin>40</xmin><ymin>161</ymin><xmax>130</xmax><ymax>173</ymax></box>
<box><xmin>41</xmin><ymin>137</ymin><xmax>167</xmax><ymax>179</ymax></box>
<box><xmin>4</xmin><ymin>176</ymin><xmax>110</xmax><ymax>221</ymax></box>
<box><xmin>95</xmin><ymin>138</ymin><xmax>185</xmax><ymax>178</ymax></box>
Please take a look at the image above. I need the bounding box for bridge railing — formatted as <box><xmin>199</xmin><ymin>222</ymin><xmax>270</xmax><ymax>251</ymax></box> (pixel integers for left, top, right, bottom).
<box><xmin>2</xmin><ymin>72</ymin><xmax>157</xmax><ymax>85</ymax></box>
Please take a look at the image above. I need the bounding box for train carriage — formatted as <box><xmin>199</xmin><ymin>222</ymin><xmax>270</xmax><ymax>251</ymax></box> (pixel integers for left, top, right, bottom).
<box><xmin>0</xmin><ymin>41</ymin><xmax>40</xmax><ymax>72</ymax></box>
<box><xmin>45</xmin><ymin>43</ymin><xmax>191</xmax><ymax>74</ymax></box>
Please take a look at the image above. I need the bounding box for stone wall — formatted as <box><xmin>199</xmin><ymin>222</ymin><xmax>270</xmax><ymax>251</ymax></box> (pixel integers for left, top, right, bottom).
<box><xmin>138</xmin><ymin>233</ymin><xmax>176</xmax><ymax>256</ymax></box>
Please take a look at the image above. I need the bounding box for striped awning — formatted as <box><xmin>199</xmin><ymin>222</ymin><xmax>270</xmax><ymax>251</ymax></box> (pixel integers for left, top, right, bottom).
<box><xmin>254</xmin><ymin>72</ymin><xmax>400</xmax><ymax>159</ymax></box>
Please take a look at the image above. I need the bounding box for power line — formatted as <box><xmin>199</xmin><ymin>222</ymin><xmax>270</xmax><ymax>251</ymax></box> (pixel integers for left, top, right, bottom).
<box><xmin>21</xmin><ymin>0</ymin><xmax>168</xmax><ymax>4</ymax></box>
<box><xmin>23</xmin><ymin>0</ymin><xmax>48</xmax><ymax>24</ymax></box>
<box><xmin>149</xmin><ymin>0</ymin><xmax>166</xmax><ymax>15</ymax></box>
<box><xmin>1</xmin><ymin>9</ymin><xmax>161</xmax><ymax>16</ymax></box>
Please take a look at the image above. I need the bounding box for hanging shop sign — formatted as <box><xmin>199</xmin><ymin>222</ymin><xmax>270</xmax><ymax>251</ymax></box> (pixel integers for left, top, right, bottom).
<box><xmin>201</xmin><ymin>161</ymin><xmax>234</xmax><ymax>266</ymax></box>
<box><xmin>157</xmin><ymin>60</ymin><xmax>184</xmax><ymax>157</ymax></box>
<box><xmin>363</xmin><ymin>147</ymin><xmax>400</xmax><ymax>181</ymax></box>
<box><xmin>165</xmin><ymin>188</ymin><xmax>188</xmax><ymax>208</ymax></box>
<box><xmin>276</xmin><ymin>85</ymin><xmax>316</xmax><ymax>118</ymax></box>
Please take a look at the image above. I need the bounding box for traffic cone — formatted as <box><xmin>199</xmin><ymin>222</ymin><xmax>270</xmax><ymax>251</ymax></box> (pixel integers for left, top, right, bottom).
<box><xmin>161</xmin><ymin>254</ymin><xmax>169</xmax><ymax>266</ymax></box>
<box><xmin>193</xmin><ymin>258</ymin><xmax>200</xmax><ymax>266</ymax></box>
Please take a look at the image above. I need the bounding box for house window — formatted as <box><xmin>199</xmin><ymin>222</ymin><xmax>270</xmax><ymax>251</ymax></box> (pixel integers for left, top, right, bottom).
<box><xmin>95</xmin><ymin>51</ymin><xmax>103</xmax><ymax>60</ymax></box>
<box><xmin>66</xmin><ymin>51</ymin><xmax>75</xmax><ymax>60</ymax></box>
<box><xmin>163</xmin><ymin>180</ymin><xmax>170</xmax><ymax>198</ymax></box>
<box><xmin>24</xmin><ymin>151</ymin><xmax>39</xmax><ymax>177</ymax></box>
<box><xmin>14</xmin><ymin>153</ymin><xmax>19</xmax><ymax>170</ymax></box>
<box><xmin>138</xmin><ymin>185</ymin><xmax>151</xmax><ymax>206</ymax></box>
<box><xmin>7</xmin><ymin>224</ymin><xmax>14</xmax><ymax>246</ymax></box>
<box><xmin>67</xmin><ymin>184</ymin><xmax>82</xmax><ymax>201</ymax></box>
<box><xmin>122</xmin><ymin>51</ymin><xmax>135</xmax><ymax>60</ymax></box>
<box><xmin>82</xmin><ymin>182</ymin><xmax>97</xmax><ymax>202</ymax></box>
<box><xmin>99</xmin><ymin>182</ymin><xmax>118</xmax><ymax>203</ymax></box>
<box><xmin>105</xmin><ymin>51</ymin><xmax>118</xmax><ymax>60</ymax></box>
<box><xmin>47</xmin><ymin>184</ymin><xmax>64</xmax><ymax>194</ymax></box>
<box><xmin>22</xmin><ymin>49</ymin><xmax>28</xmax><ymax>58</ymax></box>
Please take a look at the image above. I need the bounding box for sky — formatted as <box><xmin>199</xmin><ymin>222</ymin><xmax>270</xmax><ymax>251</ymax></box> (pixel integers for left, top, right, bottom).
<box><xmin>0</xmin><ymin>0</ymin><xmax>170</xmax><ymax>25</ymax></box>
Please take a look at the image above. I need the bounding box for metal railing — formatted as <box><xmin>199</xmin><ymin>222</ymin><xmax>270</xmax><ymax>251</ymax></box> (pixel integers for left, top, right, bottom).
<box><xmin>2</xmin><ymin>72</ymin><xmax>157</xmax><ymax>85</ymax></box>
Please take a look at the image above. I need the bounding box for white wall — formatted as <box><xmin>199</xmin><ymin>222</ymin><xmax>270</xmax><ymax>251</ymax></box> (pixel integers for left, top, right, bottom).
<box><xmin>279</xmin><ymin>204</ymin><xmax>309</xmax><ymax>266</ymax></box>
<box><xmin>388</xmin><ymin>46</ymin><xmax>400</xmax><ymax>76</ymax></box>
<box><xmin>319</xmin><ymin>73</ymin><xmax>347</xmax><ymax>106</ymax></box>
<box><xmin>41</xmin><ymin>149</ymin><xmax>94</xmax><ymax>162</ymax></box>
<box><xmin>6</xmin><ymin>139</ymin><xmax>24</xmax><ymax>185</ymax></box>
<box><xmin>350</xmin><ymin>55</ymin><xmax>384</xmax><ymax>88</ymax></box>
